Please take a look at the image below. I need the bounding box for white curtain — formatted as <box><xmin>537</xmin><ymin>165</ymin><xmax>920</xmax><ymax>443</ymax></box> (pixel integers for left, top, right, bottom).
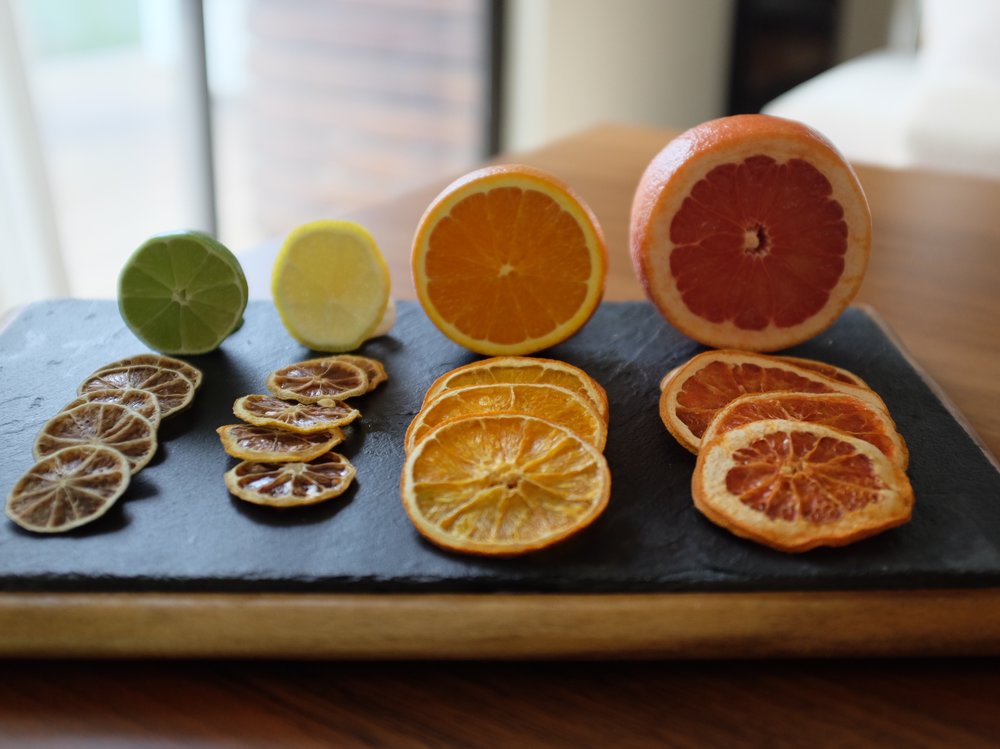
<box><xmin>0</xmin><ymin>0</ymin><xmax>67</xmax><ymax>315</ymax></box>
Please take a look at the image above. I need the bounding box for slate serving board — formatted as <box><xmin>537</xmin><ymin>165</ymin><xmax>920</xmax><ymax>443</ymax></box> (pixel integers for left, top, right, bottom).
<box><xmin>1</xmin><ymin>300</ymin><xmax>999</xmax><ymax>594</ymax></box>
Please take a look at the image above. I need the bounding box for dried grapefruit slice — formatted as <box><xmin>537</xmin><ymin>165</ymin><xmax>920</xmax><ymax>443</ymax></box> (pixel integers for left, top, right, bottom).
<box><xmin>94</xmin><ymin>354</ymin><xmax>203</xmax><ymax>390</ymax></box>
<box><xmin>660</xmin><ymin>349</ymin><xmax>888</xmax><ymax>453</ymax></box>
<box><xmin>412</xmin><ymin>164</ymin><xmax>607</xmax><ymax>355</ymax></box>
<box><xmin>333</xmin><ymin>354</ymin><xmax>387</xmax><ymax>392</ymax></box>
<box><xmin>233</xmin><ymin>394</ymin><xmax>360</xmax><ymax>434</ymax></box>
<box><xmin>266</xmin><ymin>358</ymin><xmax>368</xmax><ymax>404</ymax></box>
<box><xmin>631</xmin><ymin>114</ymin><xmax>871</xmax><ymax>351</ymax></box>
<box><xmin>405</xmin><ymin>383</ymin><xmax>607</xmax><ymax>453</ymax></box>
<box><xmin>79</xmin><ymin>365</ymin><xmax>195</xmax><ymax>419</ymax></box>
<box><xmin>34</xmin><ymin>402</ymin><xmax>157</xmax><ymax>474</ymax></box>
<box><xmin>401</xmin><ymin>414</ymin><xmax>611</xmax><ymax>556</ymax></box>
<box><xmin>693</xmin><ymin>419</ymin><xmax>913</xmax><ymax>552</ymax></box>
<box><xmin>422</xmin><ymin>356</ymin><xmax>608</xmax><ymax>423</ymax></box>
<box><xmin>217</xmin><ymin>423</ymin><xmax>344</xmax><ymax>462</ymax></box>
<box><xmin>6</xmin><ymin>445</ymin><xmax>130</xmax><ymax>533</ymax></box>
<box><xmin>702</xmin><ymin>392</ymin><xmax>908</xmax><ymax>469</ymax></box>
<box><xmin>60</xmin><ymin>388</ymin><xmax>162</xmax><ymax>430</ymax></box>
<box><xmin>224</xmin><ymin>451</ymin><xmax>356</xmax><ymax>507</ymax></box>
<box><xmin>775</xmin><ymin>356</ymin><xmax>868</xmax><ymax>388</ymax></box>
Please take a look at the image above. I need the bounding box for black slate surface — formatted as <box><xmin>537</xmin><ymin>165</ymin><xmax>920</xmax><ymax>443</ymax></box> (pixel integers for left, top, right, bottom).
<box><xmin>1</xmin><ymin>300</ymin><xmax>999</xmax><ymax>593</ymax></box>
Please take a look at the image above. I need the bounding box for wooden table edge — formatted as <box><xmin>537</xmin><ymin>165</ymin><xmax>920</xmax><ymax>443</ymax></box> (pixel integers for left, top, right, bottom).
<box><xmin>2</xmin><ymin>588</ymin><xmax>999</xmax><ymax>659</ymax></box>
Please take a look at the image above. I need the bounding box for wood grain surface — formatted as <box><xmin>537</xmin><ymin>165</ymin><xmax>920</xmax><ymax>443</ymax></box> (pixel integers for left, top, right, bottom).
<box><xmin>4</xmin><ymin>123</ymin><xmax>1000</xmax><ymax>746</ymax></box>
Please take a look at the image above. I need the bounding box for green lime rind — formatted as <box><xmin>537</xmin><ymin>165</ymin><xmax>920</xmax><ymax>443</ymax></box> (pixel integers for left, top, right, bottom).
<box><xmin>118</xmin><ymin>232</ymin><xmax>248</xmax><ymax>355</ymax></box>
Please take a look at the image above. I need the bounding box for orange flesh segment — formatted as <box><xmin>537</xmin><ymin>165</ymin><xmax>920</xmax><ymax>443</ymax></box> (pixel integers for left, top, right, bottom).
<box><xmin>425</xmin><ymin>187</ymin><xmax>594</xmax><ymax>345</ymax></box>
<box><xmin>726</xmin><ymin>430</ymin><xmax>886</xmax><ymax>524</ymax></box>
<box><xmin>670</xmin><ymin>156</ymin><xmax>847</xmax><ymax>330</ymax></box>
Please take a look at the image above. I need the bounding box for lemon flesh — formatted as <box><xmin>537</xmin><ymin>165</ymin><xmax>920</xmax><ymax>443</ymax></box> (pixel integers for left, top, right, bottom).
<box><xmin>272</xmin><ymin>220</ymin><xmax>391</xmax><ymax>352</ymax></box>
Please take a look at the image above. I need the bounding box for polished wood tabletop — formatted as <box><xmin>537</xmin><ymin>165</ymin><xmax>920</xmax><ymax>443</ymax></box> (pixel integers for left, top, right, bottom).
<box><xmin>3</xmin><ymin>123</ymin><xmax>1000</xmax><ymax>747</ymax></box>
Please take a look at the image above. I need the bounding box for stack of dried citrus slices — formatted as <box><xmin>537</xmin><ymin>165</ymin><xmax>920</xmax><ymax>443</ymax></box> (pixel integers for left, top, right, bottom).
<box><xmin>218</xmin><ymin>354</ymin><xmax>386</xmax><ymax>507</ymax></box>
<box><xmin>400</xmin><ymin>356</ymin><xmax>611</xmax><ymax>556</ymax></box>
<box><xmin>658</xmin><ymin>349</ymin><xmax>914</xmax><ymax>552</ymax></box>
<box><xmin>6</xmin><ymin>353</ymin><xmax>202</xmax><ymax>533</ymax></box>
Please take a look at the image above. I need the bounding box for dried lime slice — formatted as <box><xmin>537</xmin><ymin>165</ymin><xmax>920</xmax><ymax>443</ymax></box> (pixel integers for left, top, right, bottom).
<box><xmin>233</xmin><ymin>394</ymin><xmax>360</xmax><ymax>434</ymax></box>
<box><xmin>217</xmin><ymin>423</ymin><xmax>344</xmax><ymax>462</ymax></box>
<box><xmin>60</xmin><ymin>388</ymin><xmax>162</xmax><ymax>430</ymax></box>
<box><xmin>224</xmin><ymin>452</ymin><xmax>356</xmax><ymax>507</ymax></box>
<box><xmin>6</xmin><ymin>445</ymin><xmax>130</xmax><ymax>533</ymax></box>
<box><xmin>118</xmin><ymin>231</ymin><xmax>247</xmax><ymax>355</ymax></box>
<box><xmin>333</xmin><ymin>355</ymin><xmax>387</xmax><ymax>392</ymax></box>
<box><xmin>79</xmin><ymin>365</ymin><xmax>195</xmax><ymax>419</ymax></box>
<box><xmin>95</xmin><ymin>353</ymin><xmax>203</xmax><ymax>390</ymax></box>
<box><xmin>34</xmin><ymin>402</ymin><xmax>157</xmax><ymax>474</ymax></box>
<box><xmin>271</xmin><ymin>220</ymin><xmax>390</xmax><ymax>352</ymax></box>
<box><xmin>266</xmin><ymin>358</ymin><xmax>368</xmax><ymax>403</ymax></box>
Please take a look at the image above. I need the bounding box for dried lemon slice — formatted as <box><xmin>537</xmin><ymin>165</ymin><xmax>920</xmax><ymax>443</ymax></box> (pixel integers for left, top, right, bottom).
<box><xmin>332</xmin><ymin>354</ymin><xmax>387</xmax><ymax>392</ymax></box>
<box><xmin>60</xmin><ymin>388</ymin><xmax>162</xmax><ymax>430</ymax></box>
<box><xmin>6</xmin><ymin>445</ymin><xmax>130</xmax><ymax>533</ymax></box>
<box><xmin>266</xmin><ymin>358</ymin><xmax>368</xmax><ymax>403</ymax></box>
<box><xmin>94</xmin><ymin>353</ymin><xmax>203</xmax><ymax>390</ymax></box>
<box><xmin>34</xmin><ymin>402</ymin><xmax>157</xmax><ymax>474</ymax></box>
<box><xmin>79</xmin><ymin>365</ymin><xmax>195</xmax><ymax>419</ymax></box>
<box><xmin>233</xmin><ymin>394</ymin><xmax>360</xmax><ymax>434</ymax></box>
<box><xmin>217</xmin><ymin>423</ymin><xmax>344</xmax><ymax>462</ymax></box>
<box><xmin>224</xmin><ymin>451</ymin><xmax>356</xmax><ymax>507</ymax></box>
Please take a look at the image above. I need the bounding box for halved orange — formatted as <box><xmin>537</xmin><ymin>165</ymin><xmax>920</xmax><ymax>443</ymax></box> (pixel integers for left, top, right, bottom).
<box><xmin>217</xmin><ymin>423</ymin><xmax>344</xmax><ymax>462</ymax></box>
<box><xmin>333</xmin><ymin>355</ymin><xmax>387</xmax><ymax>392</ymax></box>
<box><xmin>405</xmin><ymin>383</ymin><xmax>606</xmax><ymax>454</ymax></box>
<box><xmin>775</xmin><ymin>356</ymin><xmax>868</xmax><ymax>388</ymax></box>
<box><xmin>224</xmin><ymin>452</ymin><xmax>356</xmax><ymax>507</ymax></box>
<box><xmin>412</xmin><ymin>164</ymin><xmax>607</xmax><ymax>355</ymax></box>
<box><xmin>94</xmin><ymin>354</ymin><xmax>203</xmax><ymax>390</ymax></box>
<box><xmin>266</xmin><ymin>358</ymin><xmax>368</xmax><ymax>403</ymax></box>
<box><xmin>61</xmin><ymin>388</ymin><xmax>162</xmax><ymax>430</ymax></box>
<box><xmin>79</xmin><ymin>365</ymin><xmax>195</xmax><ymax>419</ymax></box>
<box><xmin>631</xmin><ymin>114</ymin><xmax>871</xmax><ymax>351</ymax></box>
<box><xmin>34</xmin><ymin>402</ymin><xmax>157</xmax><ymax>474</ymax></box>
<box><xmin>6</xmin><ymin>445</ymin><xmax>131</xmax><ymax>533</ymax></box>
<box><xmin>422</xmin><ymin>356</ymin><xmax>608</xmax><ymax>423</ymax></box>
<box><xmin>233</xmin><ymin>394</ymin><xmax>360</xmax><ymax>434</ymax></box>
<box><xmin>401</xmin><ymin>414</ymin><xmax>611</xmax><ymax>556</ymax></box>
<box><xmin>702</xmin><ymin>392</ymin><xmax>908</xmax><ymax>469</ymax></box>
<box><xmin>660</xmin><ymin>349</ymin><xmax>887</xmax><ymax>454</ymax></box>
<box><xmin>693</xmin><ymin>419</ymin><xmax>913</xmax><ymax>552</ymax></box>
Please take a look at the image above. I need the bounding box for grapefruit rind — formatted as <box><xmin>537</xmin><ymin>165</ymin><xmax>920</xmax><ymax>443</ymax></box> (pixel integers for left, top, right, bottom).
<box><xmin>692</xmin><ymin>419</ymin><xmax>913</xmax><ymax>553</ymax></box>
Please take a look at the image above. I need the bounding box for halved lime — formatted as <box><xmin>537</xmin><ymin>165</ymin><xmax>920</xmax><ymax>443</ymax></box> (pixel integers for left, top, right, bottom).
<box><xmin>271</xmin><ymin>220</ymin><xmax>391</xmax><ymax>352</ymax></box>
<box><xmin>118</xmin><ymin>232</ymin><xmax>248</xmax><ymax>354</ymax></box>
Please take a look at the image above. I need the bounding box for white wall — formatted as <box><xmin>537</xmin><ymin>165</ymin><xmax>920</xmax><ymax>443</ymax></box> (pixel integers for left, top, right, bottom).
<box><xmin>502</xmin><ymin>0</ymin><xmax>735</xmax><ymax>151</ymax></box>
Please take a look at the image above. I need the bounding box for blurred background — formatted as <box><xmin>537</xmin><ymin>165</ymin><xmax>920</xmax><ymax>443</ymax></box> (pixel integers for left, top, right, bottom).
<box><xmin>3</xmin><ymin>0</ymin><xmax>996</xmax><ymax>310</ymax></box>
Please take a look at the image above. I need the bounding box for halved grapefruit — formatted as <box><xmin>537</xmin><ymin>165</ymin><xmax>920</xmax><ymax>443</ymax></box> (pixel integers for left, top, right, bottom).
<box><xmin>631</xmin><ymin>114</ymin><xmax>871</xmax><ymax>351</ymax></box>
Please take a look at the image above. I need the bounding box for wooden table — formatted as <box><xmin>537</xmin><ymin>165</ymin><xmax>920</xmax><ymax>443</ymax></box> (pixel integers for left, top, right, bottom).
<box><xmin>3</xmin><ymin>124</ymin><xmax>1000</xmax><ymax>746</ymax></box>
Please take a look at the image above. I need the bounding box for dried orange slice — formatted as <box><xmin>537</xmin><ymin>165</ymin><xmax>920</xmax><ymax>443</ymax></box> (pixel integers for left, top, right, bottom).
<box><xmin>224</xmin><ymin>451</ymin><xmax>356</xmax><ymax>507</ymax></box>
<box><xmin>332</xmin><ymin>354</ymin><xmax>387</xmax><ymax>392</ymax></box>
<box><xmin>6</xmin><ymin>445</ymin><xmax>130</xmax><ymax>533</ymax></box>
<box><xmin>79</xmin><ymin>365</ymin><xmax>195</xmax><ymax>419</ymax></box>
<box><xmin>693</xmin><ymin>419</ymin><xmax>913</xmax><ymax>552</ymax></box>
<box><xmin>232</xmin><ymin>394</ymin><xmax>360</xmax><ymax>434</ymax></box>
<box><xmin>423</xmin><ymin>356</ymin><xmax>608</xmax><ymax>423</ymax></box>
<box><xmin>405</xmin><ymin>383</ymin><xmax>607</xmax><ymax>453</ymax></box>
<box><xmin>94</xmin><ymin>354</ymin><xmax>203</xmax><ymax>390</ymax></box>
<box><xmin>631</xmin><ymin>114</ymin><xmax>871</xmax><ymax>351</ymax></box>
<box><xmin>60</xmin><ymin>388</ymin><xmax>162</xmax><ymax>430</ymax></box>
<box><xmin>217</xmin><ymin>423</ymin><xmax>344</xmax><ymax>462</ymax></box>
<box><xmin>412</xmin><ymin>164</ymin><xmax>608</xmax><ymax>355</ymax></box>
<box><xmin>775</xmin><ymin>356</ymin><xmax>868</xmax><ymax>388</ymax></box>
<box><xmin>266</xmin><ymin>358</ymin><xmax>368</xmax><ymax>403</ymax></box>
<box><xmin>401</xmin><ymin>414</ymin><xmax>611</xmax><ymax>556</ymax></box>
<box><xmin>660</xmin><ymin>350</ymin><xmax>888</xmax><ymax>453</ymax></box>
<box><xmin>34</xmin><ymin>402</ymin><xmax>157</xmax><ymax>474</ymax></box>
<box><xmin>702</xmin><ymin>392</ymin><xmax>908</xmax><ymax>469</ymax></box>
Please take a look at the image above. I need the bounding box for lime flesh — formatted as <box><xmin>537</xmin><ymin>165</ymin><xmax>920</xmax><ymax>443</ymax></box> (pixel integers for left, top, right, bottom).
<box><xmin>118</xmin><ymin>232</ymin><xmax>248</xmax><ymax>355</ymax></box>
